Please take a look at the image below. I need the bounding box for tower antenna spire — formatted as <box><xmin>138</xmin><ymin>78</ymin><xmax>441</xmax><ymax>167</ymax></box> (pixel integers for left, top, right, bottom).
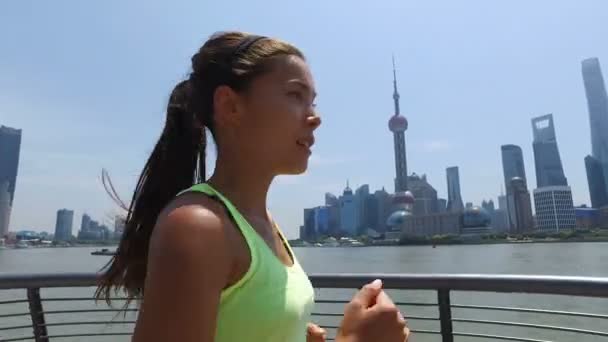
<box><xmin>392</xmin><ymin>54</ymin><xmax>397</xmax><ymax>83</ymax></box>
<box><xmin>392</xmin><ymin>54</ymin><xmax>400</xmax><ymax>116</ymax></box>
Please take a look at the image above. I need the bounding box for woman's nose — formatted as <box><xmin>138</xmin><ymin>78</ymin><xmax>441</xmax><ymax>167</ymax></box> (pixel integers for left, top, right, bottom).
<box><xmin>307</xmin><ymin>113</ymin><xmax>321</xmax><ymax>130</ymax></box>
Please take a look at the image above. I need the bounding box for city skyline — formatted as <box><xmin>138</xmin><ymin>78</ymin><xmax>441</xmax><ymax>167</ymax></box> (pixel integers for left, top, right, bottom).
<box><xmin>2</xmin><ymin>1</ymin><xmax>608</xmax><ymax>238</ymax></box>
<box><xmin>300</xmin><ymin>55</ymin><xmax>602</xmax><ymax>237</ymax></box>
<box><xmin>4</xmin><ymin>56</ymin><xmax>608</xmax><ymax>237</ymax></box>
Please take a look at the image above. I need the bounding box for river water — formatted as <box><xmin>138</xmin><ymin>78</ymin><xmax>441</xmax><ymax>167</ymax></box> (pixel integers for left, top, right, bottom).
<box><xmin>1</xmin><ymin>243</ymin><xmax>607</xmax><ymax>341</ymax></box>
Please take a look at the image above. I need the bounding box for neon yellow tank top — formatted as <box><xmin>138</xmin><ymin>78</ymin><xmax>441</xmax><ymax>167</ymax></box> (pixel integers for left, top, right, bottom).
<box><xmin>186</xmin><ymin>183</ymin><xmax>315</xmax><ymax>342</ymax></box>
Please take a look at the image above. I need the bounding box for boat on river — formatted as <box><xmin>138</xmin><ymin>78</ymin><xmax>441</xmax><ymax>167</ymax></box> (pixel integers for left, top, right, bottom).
<box><xmin>90</xmin><ymin>248</ymin><xmax>116</xmax><ymax>256</ymax></box>
<box><xmin>14</xmin><ymin>241</ymin><xmax>30</xmax><ymax>249</ymax></box>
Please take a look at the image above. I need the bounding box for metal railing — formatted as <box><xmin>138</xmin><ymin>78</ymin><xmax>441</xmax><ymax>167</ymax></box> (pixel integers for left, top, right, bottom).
<box><xmin>1</xmin><ymin>273</ymin><xmax>607</xmax><ymax>341</ymax></box>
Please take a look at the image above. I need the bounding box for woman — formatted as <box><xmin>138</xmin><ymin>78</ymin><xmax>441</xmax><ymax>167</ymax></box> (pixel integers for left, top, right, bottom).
<box><xmin>97</xmin><ymin>31</ymin><xmax>410</xmax><ymax>342</ymax></box>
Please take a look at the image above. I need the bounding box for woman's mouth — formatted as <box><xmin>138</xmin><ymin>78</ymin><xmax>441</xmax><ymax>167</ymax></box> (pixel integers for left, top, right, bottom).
<box><xmin>296</xmin><ymin>138</ymin><xmax>314</xmax><ymax>154</ymax></box>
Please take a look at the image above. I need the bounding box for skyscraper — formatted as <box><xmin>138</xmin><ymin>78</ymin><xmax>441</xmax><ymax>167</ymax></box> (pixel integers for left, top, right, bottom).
<box><xmin>388</xmin><ymin>57</ymin><xmax>409</xmax><ymax>193</ymax></box>
<box><xmin>582</xmin><ymin>58</ymin><xmax>608</xmax><ymax>173</ymax></box>
<box><xmin>373</xmin><ymin>188</ymin><xmax>391</xmax><ymax>233</ymax></box>
<box><xmin>482</xmin><ymin>200</ymin><xmax>495</xmax><ymax>212</ymax></box>
<box><xmin>533</xmin><ymin>186</ymin><xmax>575</xmax><ymax>232</ymax></box>
<box><xmin>510</xmin><ymin>178</ymin><xmax>534</xmax><ymax>233</ymax></box>
<box><xmin>0</xmin><ymin>126</ymin><xmax>22</xmax><ymax>204</ymax></box>
<box><xmin>585</xmin><ymin>155</ymin><xmax>608</xmax><ymax>208</ymax></box>
<box><xmin>498</xmin><ymin>193</ymin><xmax>508</xmax><ymax>211</ymax></box>
<box><xmin>364</xmin><ymin>194</ymin><xmax>379</xmax><ymax>232</ymax></box>
<box><xmin>494</xmin><ymin>193</ymin><xmax>510</xmax><ymax>232</ymax></box>
<box><xmin>302</xmin><ymin>208</ymin><xmax>316</xmax><ymax>241</ymax></box>
<box><xmin>55</xmin><ymin>209</ymin><xmax>74</xmax><ymax>241</ymax></box>
<box><xmin>501</xmin><ymin>145</ymin><xmax>527</xmax><ymax>190</ymax></box>
<box><xmin>325</xmin><ymin>193</ymin><xmax>341</xmax><ymax>235</ymax></box>
<box><xmin>582</xmin><ymin>58</ymin><xmax>608</xmax><ymax>205</ymax></box>
<box><xmin>531</xmin><ymin>114</ymin><xmax>575</xmax><ymax>232</ymax></box>
<box><xmin>81</xmin><ymin>214</ymin><xmax>92</xmax><ymax>232</ymax></box>
<box><xmin>354</xmin><ymin>184</ymin><xmax>370</xmax><ymax>234</ymax></box>
<box><xmin>531</xmin><ymin>114</ymin><xmax>567</xmax><ymax>187</ymax></box>
<box><xmin>501</xmin><ymin>144</ymin><xmax>529</xmax><ymax>231</ymax></box>
<box><xmin>312</xmin><ymin>206</ymin><xmax>330</xmax><ymax>237</ymax></box>
<box><xmin>446</xmin><ymin>166</ymin><xmax>464</xmax><ymax>212</ymax></box>
<box><xmin>0</xmin><ymin>125</ymin><xmax>22</xmax><ymax>235</ymax></box>
<box><xmin>407</xmin><ymin>173</ymin><xmax>439</xmax><ymax>216</ymax></box>
<box><xmin>339</xmin><ymin>182</ymin><xmax>356</xmax><ymax>236</ymax></box>
<box><xmin>0</xmin><ymin>182</ymin><xmax>11</xmax><ymax>237</ymax></box>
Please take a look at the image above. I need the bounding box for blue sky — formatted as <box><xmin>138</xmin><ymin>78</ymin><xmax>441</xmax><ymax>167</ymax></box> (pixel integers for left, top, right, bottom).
<box><xmin>2</xmin><ymin>0</ymin><xmax>607</xmax><ymax>238</ymax></box>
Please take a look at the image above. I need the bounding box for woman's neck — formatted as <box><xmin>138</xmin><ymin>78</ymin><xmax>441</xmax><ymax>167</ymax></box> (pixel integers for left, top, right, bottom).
<box><xmin>206</xmin><ymin>157</ymin><xmax>274</xmax><ymax>221</ymax></box>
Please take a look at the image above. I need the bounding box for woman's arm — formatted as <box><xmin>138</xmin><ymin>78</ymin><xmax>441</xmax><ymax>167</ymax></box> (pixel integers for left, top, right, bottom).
<box><xmin>132</xmin><ymin>199</ymin><xmax>232</xmax><ymax>342</ymax></box>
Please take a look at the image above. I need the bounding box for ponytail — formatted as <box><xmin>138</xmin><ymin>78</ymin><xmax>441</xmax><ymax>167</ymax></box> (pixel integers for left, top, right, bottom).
<box><xmin>96</xmin><ymin>80</ymin><xmax>207</xmax><ymax>304</ymax></box>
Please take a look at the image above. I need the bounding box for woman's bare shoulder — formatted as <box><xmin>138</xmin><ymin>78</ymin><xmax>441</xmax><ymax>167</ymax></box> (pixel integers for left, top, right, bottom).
<box><xmin>148</xmin><ymin>192</ymin><xmax>232</xmax><ymax>261</ymax></box>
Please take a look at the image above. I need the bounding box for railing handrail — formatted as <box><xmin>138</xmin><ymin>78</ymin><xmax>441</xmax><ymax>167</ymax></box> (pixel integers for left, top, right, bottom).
<box><xmin>310</xmin><ymin>273</ymin><xmax>608</xmax><ymax>297</ymax></box>
<box><xmin>0</xmin><ymin>273</ymin><xmax>98</xmax><ymax>290</ymax></box>
<box><xmin>1</xmin><ymin>272</ymin><xmax>608</xmax><ymax>297</ymax></box>
<box><xmin>1</xmin><ymin>272</ymin><xmax>607</xmax><ymax>342</ymax></box>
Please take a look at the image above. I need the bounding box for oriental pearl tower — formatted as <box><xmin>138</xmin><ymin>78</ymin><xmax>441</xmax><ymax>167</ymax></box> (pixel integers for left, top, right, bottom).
<box><xmin>389</xmin><ymin>57</ymin><xmax>410</xmax><ymax>194</ymax></box>
<box><xmin>386</xmin><ymin>57</ymin><xmax>415</xmax><ymax>232</ymax></box>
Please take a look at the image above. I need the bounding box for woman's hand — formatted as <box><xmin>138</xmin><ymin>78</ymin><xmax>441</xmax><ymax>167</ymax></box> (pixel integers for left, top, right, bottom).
<box><xmin>306</xmin><ymin>323</ymin><xmax>327</xmax><ymax>342</ymax></box>
<box><xmin>336</xmin><ymin>279</ymin><xmax>410</xmax><ymax>342</ymax></box>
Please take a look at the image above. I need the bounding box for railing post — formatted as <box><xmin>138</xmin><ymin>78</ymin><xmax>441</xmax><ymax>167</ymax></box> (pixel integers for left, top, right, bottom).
<box><xmin>437</xmin><ymin>289</ymin><xmax>453</xmax><ymax>342</ymax></box>
<box><xmin>27</xmin><ymin>288</ymin><xmax>49</xmax><ymax>342</ymax></box>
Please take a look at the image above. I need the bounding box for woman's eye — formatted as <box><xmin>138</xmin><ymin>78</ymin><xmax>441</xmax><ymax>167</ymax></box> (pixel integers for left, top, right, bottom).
<box><xmin>288</xmin><ymin>91</ymin><xmax>303</xmax><ymax>100</ymax></box>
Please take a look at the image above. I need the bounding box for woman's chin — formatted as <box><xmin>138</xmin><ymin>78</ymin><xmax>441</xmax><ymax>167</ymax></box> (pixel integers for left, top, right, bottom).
<box><xmin>279</xmin><ymin>161</ymin><xmax>309</xmax><ymax>176</ymax></box>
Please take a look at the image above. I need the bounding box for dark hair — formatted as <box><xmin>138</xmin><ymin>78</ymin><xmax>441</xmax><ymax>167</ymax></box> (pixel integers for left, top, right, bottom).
<box><xmin>96</xmin><ymin>31</ymin><xmax>304</xmax><ymax>305</ymax></box>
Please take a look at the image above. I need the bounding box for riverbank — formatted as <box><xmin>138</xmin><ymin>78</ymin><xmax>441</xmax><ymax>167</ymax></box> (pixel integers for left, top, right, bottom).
<box><xmin>0</xmin><ymin>241</ymin><xmax>118</xmax><ymax>250</ymax></box>
<box><xmin>398</xmin><ymin>235</ymin><xmax>608</xmax><ymax>246</ymax></box>
<box><xmin>290</xmin><ymin>229</ymin><xmax>608</xmax><ymax>247</ymax></box>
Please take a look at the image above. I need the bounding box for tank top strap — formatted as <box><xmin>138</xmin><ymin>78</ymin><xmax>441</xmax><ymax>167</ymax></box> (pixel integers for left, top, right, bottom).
<box><xmin>181</xmin><ymin>183</ymin><xmax>261</xmax><ymax>297</ymax></box>
<box><xmin>269</xmin><ymin>213</ymin><xmax>297</xmax><ymax>264</ymax></box>
<box><xmin>184</xmin><ymin>183</ymin><xmax>261</xmax><ymax>247</ymax></box>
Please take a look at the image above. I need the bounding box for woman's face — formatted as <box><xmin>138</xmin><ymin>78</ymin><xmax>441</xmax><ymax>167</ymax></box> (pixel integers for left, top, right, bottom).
<box><xmin>216</xmin><ymin>54</ymin><xmax>321</xmax><ymax>175</ymax></box>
